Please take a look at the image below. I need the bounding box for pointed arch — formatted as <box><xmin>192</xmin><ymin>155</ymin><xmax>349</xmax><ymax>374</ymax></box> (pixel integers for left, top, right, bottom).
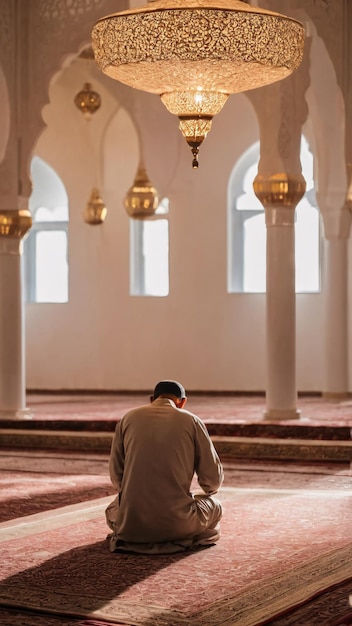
<box><xmin>227</xmin><ymin>137</ymin><xmax>321</xmax><ymax>294</ymax></box>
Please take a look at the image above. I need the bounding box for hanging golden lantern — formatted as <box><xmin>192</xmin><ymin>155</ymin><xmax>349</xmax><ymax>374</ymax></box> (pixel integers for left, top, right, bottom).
<box><xmin>124</xmin><ymin>164</ymin><xmax>159</xmax><ymax>219</ymax></box>
<box><xmin>74</xmin><ymin>78</ymin><xmax>106</xmax><ymax>224</ymax></box>
<box><xmin>74</xmin><ymin>82</ymin><xmax>101</xmax><ymax>118</ymax></box>
<box><xmin>84</xmin><ymin>188</ymin><xmax>107</xmax><ymax>225</ymax></box>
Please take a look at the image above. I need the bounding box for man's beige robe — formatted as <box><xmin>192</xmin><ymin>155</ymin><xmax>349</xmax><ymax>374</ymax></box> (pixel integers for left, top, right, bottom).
<box><xmin>106</xmin><ymin>397</ymin><xmax>223</xmax><ymax>552</ymax></box>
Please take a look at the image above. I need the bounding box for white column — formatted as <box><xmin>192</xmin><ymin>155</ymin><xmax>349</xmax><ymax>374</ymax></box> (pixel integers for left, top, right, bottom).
<box><xmin>323</xmin><ymin>237</ymin><xmax>348</xmax><ymax>398</ymax></box>
<box><xmin>0</xmin><ymin>209</ymin><xmax>32</xmax><ymax>419</ymax></box>
<box><xmin>254</xmin><ymin>174</ymin><xmax>305</xmax><ymax>420</ymax></box>
<box><xmin>321</xmin><ymin>208</ymin><xmax>351</xmax><ymax>399</ymax></box>
<box><xmin>264</xmin><ymin>206</ymin><xmax>299</xmax><ymax>419</ymax></box>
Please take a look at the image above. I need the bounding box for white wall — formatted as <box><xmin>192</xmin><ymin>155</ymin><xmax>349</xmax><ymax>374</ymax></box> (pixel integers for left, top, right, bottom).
<box><xmin>25</xmin><ymin>55</ymin><xmax>327</xmax><ymax>393</ymax></box>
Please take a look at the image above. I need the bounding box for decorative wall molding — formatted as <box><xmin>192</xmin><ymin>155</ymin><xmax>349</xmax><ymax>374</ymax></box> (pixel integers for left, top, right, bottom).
<box><xmin>303</xmin><ymin>0</ymin><xmax>343</xmax><ymax>87</ymax></box>
<box><xmin>247</xmin><ymin>56</ymin><xmax>310</xmax><ymax>176</ymax></box>
<box><xmin>278</xmin><ymin>37</ymin><xmax>310</xmax><ymax>168</ymax></box>
<box><xmin>0</xmin><ymin>0</ymin><xmax>129</xmax><ymax>200</ymax></box>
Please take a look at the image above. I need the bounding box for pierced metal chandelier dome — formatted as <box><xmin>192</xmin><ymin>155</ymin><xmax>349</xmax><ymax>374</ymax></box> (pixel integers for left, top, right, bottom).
<box><xmin>92</xmin><ymin>0</ymin><xmax>305</xmax><ymax>167</ymax></box>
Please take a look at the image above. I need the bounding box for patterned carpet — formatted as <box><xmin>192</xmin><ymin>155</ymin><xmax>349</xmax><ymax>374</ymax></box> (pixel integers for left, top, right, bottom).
<box><xmin>3</xmin><ymin>393</ymin><xmax>352</xmax><ymax>434</ymax></box>
<box><xmin>1</xmin><ymin>393</ymin><xmax>352</xmax><ymax>625</ymax></box>
<box><xmin>1</xmin><ymin>451</ymin><xmax>351</xmax><ymax>522</ymax></box>
<box><xmin>268</xmin><ymin>578</ymin><xmax>352</xmax><ymax>625</ymax></box>
<box><xmin>0</xmin><ymin>448</ymin><xmax>113</xmax><ymax>524</ymax></box>
<box><xmin>0</xmin><ymin>470</ymin><xmax>114</xmax><ymax>523</ymax></box>
<box><xmin>2</xmin><ymin>584</ymin><xmax>351</xmax><ymax>626</ymax></box>
<box><xmin>1</xmin><ymin>479</ymin><xmax>352</xmax><ymax>625</ymax></box>
<box><xmin>24</xmin><ymin>393</ymin><xmax>352</xmax><ymax>424</ymax></box>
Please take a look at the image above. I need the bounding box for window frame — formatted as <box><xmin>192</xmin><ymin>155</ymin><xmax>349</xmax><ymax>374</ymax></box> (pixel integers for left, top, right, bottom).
<box><xmin>129</xmin><ymin>200</ymin><xmax>170</xmax><ymax>297</ymax></box>
<box><xmin>227</xmin><ymin>139</ymin><xmax>321</xmax><ymax>295</ymax></box>
<box><xmin>24</xmin><ymin>219</ymin><xmax>69</xmax><ymax>303</ymax></box>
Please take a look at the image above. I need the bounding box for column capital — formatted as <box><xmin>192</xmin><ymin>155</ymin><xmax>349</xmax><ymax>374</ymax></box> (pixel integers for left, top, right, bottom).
<box><xmin>0</xmin><ymin>209</ymin><xmax>32</xmax><ymax>239</ymax></box>
<box><xmin>253</xmin><ymin>173</ymin><xmax>306</xmax><ymax>210</ymax></box>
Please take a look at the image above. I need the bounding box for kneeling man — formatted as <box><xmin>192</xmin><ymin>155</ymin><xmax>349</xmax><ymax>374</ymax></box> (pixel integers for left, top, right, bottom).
<box><xmin>106</xmin><ymin>380</ymin><xmax>224</xmax><ymax>554</ymax></box>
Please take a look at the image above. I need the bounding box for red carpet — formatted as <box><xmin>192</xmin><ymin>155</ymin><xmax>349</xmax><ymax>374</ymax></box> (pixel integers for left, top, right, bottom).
<box><xmin>2</xmin><ymin>394</ymin><xmax>351</xmax><ymax>446</ymax></box>
<box><xmin>0</xmin><ymin>611</ymin><xmax>118</xmax><ymax>626</ymax></box>
<box><xmin>1</xmin><ymin>452</ymin><xmax>351</xmax><ymax>522</ymax></box>
<box><xmin>0</xmin><ymin>580</ymin><xmax>352</xmax><ymax>626</ymax></box>
<box><xmin>4</xmin><ymin>393</ymin><xmax>352</xmax><ymax>430</ymax></box>
<box><xmin>0</xmin><ymin>470</ymin><xmax>114</xmax><ymax>523</ymax></box>
<box><xmin>1</xmin><ymin>394</ymin><xmax>352</xmax><ymax>624</ymax></box>
<box><xmin>268</xmin><ymin>578</ymin><xmax>352</xmax><ymax>625</ymax></box>
<box><xmin>0</xmin><ymin>450</ymin><xmax>114</xmax><ymax>522</ymax></box>
<box><xmin>24</xmin><ymin>393</ymin><xmax>352</xmax><ymax>424</ymax></box>
<box><xmin>1</xmin><ymin>486</ymin><xmax>352</xmax><ymax>625</ymax></box>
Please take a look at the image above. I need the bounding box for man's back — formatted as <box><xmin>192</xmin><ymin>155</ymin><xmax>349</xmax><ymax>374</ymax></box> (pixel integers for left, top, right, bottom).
<box><xmin>106</xmin><ymin>381</ymin><xmax>223</xmax><ymax>553</ymax></box>
<box><xmin>109</xmin><ymin>397</ymin><xmax>223</xmax><ymax>543</ymax></box>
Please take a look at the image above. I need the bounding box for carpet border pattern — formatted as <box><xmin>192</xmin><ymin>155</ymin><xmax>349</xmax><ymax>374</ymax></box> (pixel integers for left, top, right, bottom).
<box><xmin>0</xmin><ymin>543</ymin><xmax>351</xmax><ymax>625</ymax></box>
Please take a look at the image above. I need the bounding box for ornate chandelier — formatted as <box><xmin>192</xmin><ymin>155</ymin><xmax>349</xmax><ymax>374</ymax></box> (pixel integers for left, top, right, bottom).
<box><xmin>92</xmin><ymin>0</ymin><xmax>305</xmax><ymax>167</ymax></box>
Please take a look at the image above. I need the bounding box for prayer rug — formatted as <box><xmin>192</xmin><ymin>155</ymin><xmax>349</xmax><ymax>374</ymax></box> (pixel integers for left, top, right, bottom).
<box><xmin>0</xmin><ymin>469</ymin><xmax>114</xmax><ymax>523</ymax></box>
<box><xmin>1</xmin><ymin>580</ymin><xmax>351</xmax><ymax>626</ymax></box>
<box><xmin>0</xmin><ymin>450</ymin><xmax>114</xmax><ymax>523</ymax></box>
<box><xmin>1</xmin><ymin>487</ymin><xmax>352</xmax><ymax>626</ymax></box>
<box><xmin>1</xmin><ymin>452</ymin><xmax>351</xmax><ymax>523</ymax></box>
<box><xmin>268</xmin><ymin>578</ymin><xmax>352</xmax><ymax>625</ymax></box>
<box><xmin>0</xmin><ymin>610</ymin><xmax>117</xmax><ymax>626</ymax></box>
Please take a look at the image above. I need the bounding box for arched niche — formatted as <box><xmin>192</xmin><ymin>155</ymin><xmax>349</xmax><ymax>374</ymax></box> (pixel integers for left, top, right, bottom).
<box><xmin>304</xmin><ymin>19</ymin><xmax>347</xmax><ymax>209</ymax></box>
<box><xmin>31</xmin><ymin>52</ymin><xmax>122</xmax><ymax>204</ymax></box>
<box><xmin>103</xmin><ymin>105</ymin><xmax>140</xmax><ymax>209</ymax></box>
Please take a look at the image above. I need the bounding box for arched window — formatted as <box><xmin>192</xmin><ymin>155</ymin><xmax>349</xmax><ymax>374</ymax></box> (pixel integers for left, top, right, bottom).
<box><xmin>130</xmin><ymin>198</ymin><xmax>169</xmax><ymax>297</ymax></box>
<box><xmin>227</xmin><ymin>137</ymin><xmax>320</xmax><ymax>293</ymax></box>
<box><xmin>24</xmin><ymin>157</ymin><xmax>69</xmax><ymax>303</ymax></box>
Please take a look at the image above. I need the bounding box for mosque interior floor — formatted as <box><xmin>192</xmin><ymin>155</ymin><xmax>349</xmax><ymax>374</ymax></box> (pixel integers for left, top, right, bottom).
<box><xmin>1</xmin><ymin>392</ymin><xmax>351</xmax><ymax>463</ymax></box>
<box><xmin>0</xmin><ymin>393</ymin><xmax>352</xmax><ymax>625</ymax></box>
